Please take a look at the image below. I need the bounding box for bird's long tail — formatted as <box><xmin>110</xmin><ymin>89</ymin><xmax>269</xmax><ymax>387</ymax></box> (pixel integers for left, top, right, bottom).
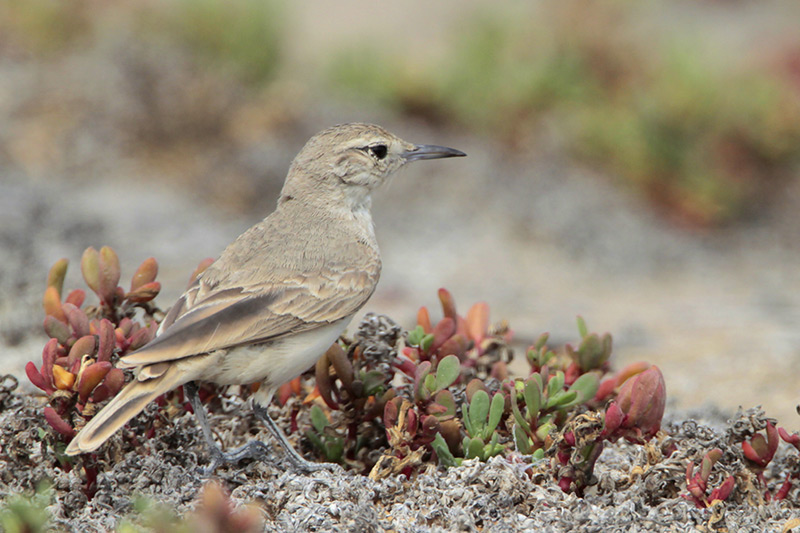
<box><xmin>65</xmin><ymin>362</ymin><xmax>187</xmax><ymax>455</ymax></box>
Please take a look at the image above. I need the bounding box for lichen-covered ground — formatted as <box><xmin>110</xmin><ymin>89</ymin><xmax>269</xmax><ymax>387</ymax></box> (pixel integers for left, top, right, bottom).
<box><xmin>1</xmin><ymin>349</ymin><xmax>798</xmax><ymax>532</ymax></box>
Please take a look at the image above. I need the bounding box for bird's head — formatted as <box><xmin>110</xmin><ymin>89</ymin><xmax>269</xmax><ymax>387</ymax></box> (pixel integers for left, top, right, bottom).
<box><xmin>281</xmin><ymin>123</ymin><xmax>465</xmax><ymax>209</ymax></box>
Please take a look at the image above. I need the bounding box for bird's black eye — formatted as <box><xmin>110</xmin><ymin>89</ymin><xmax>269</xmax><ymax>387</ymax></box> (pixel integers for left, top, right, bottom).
<box><xmin>368</xmin><ymin>144</ymin><xmax>388</xmax><ymax>160</ymax></box>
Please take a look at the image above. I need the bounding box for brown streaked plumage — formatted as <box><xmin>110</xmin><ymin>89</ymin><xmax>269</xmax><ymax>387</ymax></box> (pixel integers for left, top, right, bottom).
<box><xmin>65</xmin><ymin>123</ymin><xmax>465</xmax><ymax>472</ymax></box>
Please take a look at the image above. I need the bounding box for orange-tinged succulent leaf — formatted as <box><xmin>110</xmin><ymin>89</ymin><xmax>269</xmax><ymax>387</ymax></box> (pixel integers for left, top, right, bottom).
<box><xmin>130</xmin><ymin>257</ymin><xmax>158</xmax><ymax>291</ymax></box>
<box><xmin>64</xmin><ymin>289</ymin><xmax>85</xmax><ymax>308</ymax></box>
<box><xmin>290</xmin><ymin>375</ymin><xmax>302</xmax><ymax>395</ymax></box>
<box><xmin>62</xmin><ymin>303</ymin><xmax>90</xmax><ymax>338</ymax></box>
<box><xmin>125</xmin><ymin>281</ymin><xmax>161</xmax><ymax>303</ymax></box>
<box><xmin>42</xmin><ymin>286</ymin><xmax>66</xmax><ymax>323</ymax></box>
<box><xmin>46</xmin><ymin>258</ymin><xmax>69</xmax><ymax>297</ymax></box>
<box><xmin>53</xmin><ymin>365</ymin><xmax>76</xmax><ymax>390</ymax></box>
<box><xmin>277</xmin><ymin>382</ymin><xmax>294</xmax><ymax>406</ymax></box>
<box><xmin>81</xmin><ymin>247</ymin><xmax>101</xmax><ymax>294</ymax></box>
<box><xmin>438</xmin><ymin>288</ymin><xmax>457</xmax><ymax>319</ymax></box>
<box><xmin>189</xmin><ymin>257</ymin><xmax>215</xmax><ymax>287</ymax></box>
<box><xmin>466</xmin><ymin>301</ymin><xmax>489</xmax><ymax>343</ymax></box>
<box><xmin>614</xmin><ymin>361</ymin><xmax>652</xmax><ymax>387</ymax></box>
<box><xmin>417</xmin><ymin>307</ymin><xmax>432</xmax><ymax>333</ymax></box>
<box><xmin>77</xmin><ymin>361</ymin><xmax>112</xmax><ymax>402</ymax></box>
<box><xmin>98</xmin><ymin>246</ymin><xmax>121</xmax><ymax>305</ymax></box>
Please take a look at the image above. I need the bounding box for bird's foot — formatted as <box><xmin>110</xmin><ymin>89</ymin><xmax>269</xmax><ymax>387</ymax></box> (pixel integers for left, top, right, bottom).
<box><xmin>200</xmin><ymin>440</ymin><xmax>271</xmax><ymax>476</ymax></box>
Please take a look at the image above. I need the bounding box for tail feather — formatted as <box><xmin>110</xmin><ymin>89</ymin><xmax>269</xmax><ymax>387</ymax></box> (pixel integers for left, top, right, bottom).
<box><xmin>65</xmin><ymin>363</ymin><xmax>187</xmax><ymax>455</ymax></box>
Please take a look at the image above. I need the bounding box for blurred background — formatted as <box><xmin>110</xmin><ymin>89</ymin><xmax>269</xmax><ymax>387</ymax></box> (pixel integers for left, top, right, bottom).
<box><xmin>2</xmin><ymin>0</ymin><xmax>800</xmax><ymax>427</ymax></box>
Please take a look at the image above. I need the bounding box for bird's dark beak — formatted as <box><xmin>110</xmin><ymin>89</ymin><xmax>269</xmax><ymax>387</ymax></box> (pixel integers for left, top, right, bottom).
<box><xmin>402</xmin><ymin>144</ymin><xmax>466</xmax><ymax>161</ymax></box>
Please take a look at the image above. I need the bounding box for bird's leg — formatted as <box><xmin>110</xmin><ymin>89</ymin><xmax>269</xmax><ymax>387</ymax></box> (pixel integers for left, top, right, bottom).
<box><xmin>184</xmin><ymin>381</ymin><xmax>270</xmax><ymax>475</ymax></box>
<box><xmin>252</xmin><ymin>402</ymin><xmax>336</xmax><ymax>472</ymax></box>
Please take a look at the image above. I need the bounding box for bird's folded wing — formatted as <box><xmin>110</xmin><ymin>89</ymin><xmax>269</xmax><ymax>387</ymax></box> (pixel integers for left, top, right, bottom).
<box><xmin>119</xmin><ymin>268</ymin><xmax>376</xmax><ymax>368</ymax></box>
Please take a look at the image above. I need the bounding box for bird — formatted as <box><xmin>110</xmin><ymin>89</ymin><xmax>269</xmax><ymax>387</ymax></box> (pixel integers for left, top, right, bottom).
<box><xmin>65</xmin><ymin>123</ymin><xmax>466</xmax><ymax>473</ymax></box>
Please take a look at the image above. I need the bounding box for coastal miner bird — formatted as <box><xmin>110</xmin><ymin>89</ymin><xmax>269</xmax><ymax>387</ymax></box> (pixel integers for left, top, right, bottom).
<box><xmin>65</xmin><ymin>123</ymin><xmax>465</xmax><ymax>472</ymax></box>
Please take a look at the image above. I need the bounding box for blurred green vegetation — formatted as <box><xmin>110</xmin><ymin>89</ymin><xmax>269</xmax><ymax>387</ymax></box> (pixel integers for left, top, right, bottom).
<box><xmin>0</xmin><ymin>0</ymin><xmax>283</xmax><ymax>86</ymax></box>
<box><xmin>0</xmin><ymin>481</ymin><xmax>52</xmax><ymax>533</ymax></box>
<box><xmin>329</xmin><ymin>4</ymin><xmax>800</xmax><ymax>226</ymax></box>
<box><xmin>2</xmin><ymin>1</ymin><xmax>799</xmax><ymax>226</ymax></box>
<box><xmin>136</xmin><ymin>0</ymin><xmax>284</xmax><ymax>85</ymax></box>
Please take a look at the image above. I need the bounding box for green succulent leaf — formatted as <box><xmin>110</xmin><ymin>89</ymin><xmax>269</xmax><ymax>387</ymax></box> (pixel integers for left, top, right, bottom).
<box><xmin>567</xmin><ymin>372</ymin><xmax>600</xmax><ymax>404</ymax></box>
<box><xmin>465</xmin><ymin>437</ymin><xmax>484</xmax><ymax>460</ymax></box>
<box><xmin>360</xmin><ymin>369</ymin><xmax>386</xmax><ymax>397</ymax></box>
<box><xmin>432</xmin><ymin>432</ymin><xmax>459</xmax><ymax>468</ymax></box>
<box><xmin>423</xmin><ymin>373</ymin><xmax>437</xmax><ymax>394</ymax></box>
<box><xmin>485</xmin><ymin>431</ymin><xmax>504</xmax><ymax>458</ymax></box>
<box><xmin>523</xmin><ymin>379</ymin><xmax>541</xmax><ymax>417</ymax></box>
<box><xmin>577</xmin><ymin>316</ymin><xmax>588</xmax><ymax>338</ymax></box>
<box><xmin>511</xmin><ymin>395</ymin><xmax>532</xmax><ymax>434</ymax></box>
<box><xmin>486</xmin><ymin>392</ymin><xmax>505</xmax><ymax>436</ymax></box>
<box><xmin>468</xmin><ymin>389</ymin><xmax>490</xmax><ymax>436</ymax></box>
<box><xmin>408</xmin><ymin>325</ymin><xmax>425</xmax><ymax>346</ymax></box>
<box><xmin>514</xmin><ymin>424</ymin><xmax>531</xmax><ymax>454</ymax></box>
<box><xmin>532</xmin><ymin>448</ymin><xmax>546</xmax><ymax>461</ymax></box>
<box><xmin>434</xmin><ymin>389</ymin><xmax>457</xmax><ymax>418</ymax></box>
<box><xmin>421</xmin><ymin>333</ymin><xmax>435</xmax><ymax>352</ymax></box>
<box><xmin>536</xmin><ymin>420</ymin><xmax>555</xmax><ymax>441</ymax></box>
<box><xmin>434</xmin><ymin>354</ymin><xmax>461</xmax><ymax>392</ymax></box>
<box><xmin>547</xmin><ymin>371</ymin><xmax>565</xmax><ymax>399</ymax></box>
<box><xmin>546</xmin><ymin>389</ymin><xmax>578</xmax><ymax>410</ymax></box>
<box><xmin>310</xmin><ymin>404</ymin><xmax>328</xmax><ymax>434</ymax></box>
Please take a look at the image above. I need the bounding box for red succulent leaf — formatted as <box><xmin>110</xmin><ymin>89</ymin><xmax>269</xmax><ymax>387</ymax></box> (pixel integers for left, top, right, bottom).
<box><xmin>67</xmin><ymin>335</ymin><xmax>97</xmax><ymax>367</ymax></box>
<box><xmin>44</xmin><ymin>406</ymin><xmax>75</xmax><ymax>438</ymax></box>
<box><xmin>277</xmin><ymin>382</ymin><xmax>294</xmax><ymax>406</ymax></box>
<box><xmin>594</xmin><ymin>377</ymin><xmax>616</xmax><ymax>402</ymax></box>
<box><xmin>62</xmin><ymin>303</ymin><xmax>90</xmax><ymax>339</ymax></box>
<box><xmin>25</xmin><ymin>362</ymin><xmax>52</xmax><ymax>394</ymax></box>
<box><xmin>779</xmin><ymin>427</ymin><xmax>800</xmax><ymax>452</ymax></box>
<box><xmin>437</xmin><ymin>334</ymin><xmax>468</xmax><ymax>360</ymax></box>
<box><xmin>96</xmin><ymin>319</ymin><xmax>116</xmax><ymax>362</ymax></box>
<box><xmin>742</xmin><ymin>422</ymin><xmax>778</xmax><ymax>468</ymax></box>
<box><xmin>708</xmin><ymin>476</ymin><xmax>736</xmax><ymax>505</ymax></box>
<box><xmin>615</xmin><ymin>365</ymin><xmax>666</xmax><ymax>442</ymax></box>
<box><xmin>125</xmin><ymin>281</ymin><xmax>161</xmax><ymax>303</ymax></box>
<box><xmin>98</xmin><ymin>246</ymin><xmax>121</xmax><ymax>306</ymax></box>
<box><xmin>430</xmin><ymin>317</ymin><xmax>456</xmax><ymax>354</ymax></box>
<box><xmin>43</xmin><ymin>315</ymin><xmax>71</xmax><ymax>345</ymax></box>
<box><xmin>64</xmin><ymin>289</ymin><xmax>86</xmax><ymax>308</ymax></box>
<box><xmin>603</xmin><ymin>401</ymin><xmax>624</xmax><ymax>435</ymax></box>
<box><xmin>41</xmin><ymin>338</ymin><xmax>59</xmax><ymax>390</ymax></box>
<box><xmin>77</xmin><ymin>361</ymin><xmax>112</xmax><ymax>403</ymax></box>
<box><xmin>92</xmin><ymin>368</ymin><xmax>125</xmax><ymax>403</ymax></box>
